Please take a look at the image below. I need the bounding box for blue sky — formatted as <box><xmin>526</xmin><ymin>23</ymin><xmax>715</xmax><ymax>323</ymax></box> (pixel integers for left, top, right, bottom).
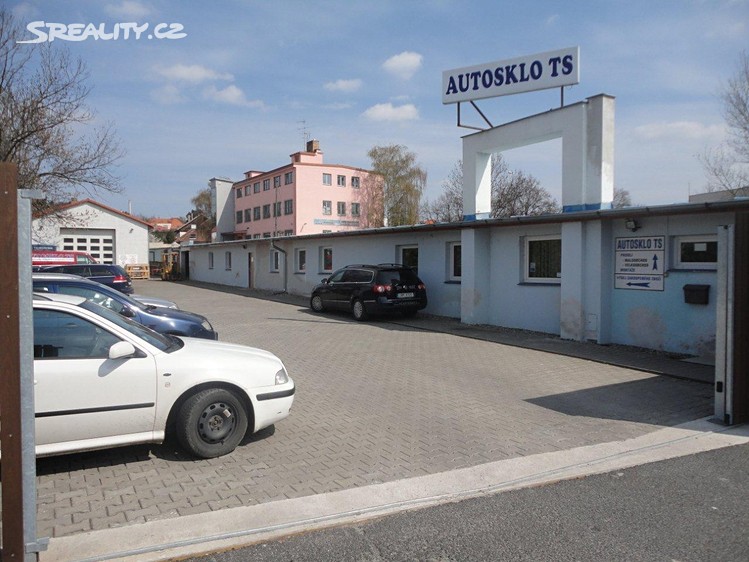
<box><xmin>8</xmin><ymin>0</ymin><xmax>749</xmax><ymax>218</ymax></box>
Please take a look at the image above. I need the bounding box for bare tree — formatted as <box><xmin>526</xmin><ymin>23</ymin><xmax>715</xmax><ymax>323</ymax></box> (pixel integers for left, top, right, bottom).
<box><xmin>421</xmin><ymin>160</ymin><xmax>463</xmax><ymax>222</ymax></box>
<box><xmin>0</xmin><ymin>8</ymin><xmax>124</xmax><ymax>213</ymax></box>
<box><xmin>490</xmin><ymin>154</ymin><xmax>560</xmax><ymax>217</ymax></box>
<box><xmin>367</xmin><ymin>144</ymin><xmax>426</xmax><ymax>226</ymax></box>
<box><xmin>700</xmin><ymin>51</ymin><xmax>749</xmax><ymax>193</ymax></box>
<box><xmin>612</xmin><ymin>187</ymin><xmax>633</xmax><ymax>208</ymax></box>
<box><xmin>423</xmin><ymin>154</ymin><xmax>559</xmax><ymax>222</ymax></box>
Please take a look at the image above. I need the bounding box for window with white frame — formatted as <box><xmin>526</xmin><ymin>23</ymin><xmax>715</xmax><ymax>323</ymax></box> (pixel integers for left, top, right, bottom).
<box><xmin>270</xmin><ymin>250</ymin><xmax>281</xmax><ymax>272</ymax></box>
<box><xmin>284</xmin><ymin>199</ymin><xmax>293</xmax><ymax>215</ymax></box>
<box><xmin>322</xmin><ymin>173</ymin><xmax>332</xmax><ymax>186</ymax></box>
<box><xmin>674</xmin><ymin>235</ymin><xmax>718</xmax><ymax>270</ymax></box>
<box><xmin>337</xmin><ymin>174</ymin><xmax>346</xmax><ymax>187</ymax></box>
<box><xmin>263</xmin><ymin>204</ymin><xmax>271</xmax><ymax>219</ymax></box>
<box><xmin>274</xmin><ymin>175</ymin><xmax>281</xmax><ymax>188</ymax></box>
<box><xmin>284</xmin><ymin>171</ymin><xmax>294</xmax><ymax>184</ymax></box>
<box><xmin>295</xmin><ymin>248</ymin><xmax>306</xmax><ymax>272</ymax></box>
<box><xmin>322</xmin><ymin>200</ymin><xmax>332</xmax><ymax>215</ymax></box>
<box><xmin>208</xmin><ymin>251</ymin><xmax>214</xmax><ymax>269</ymax></box>
<box><xmin>244</xmin><ymin>185</ymin><xmax>250</xmax><ymax>196</ymax></box>
<box><xmin>236</xmin><ymin>210</ymin><xmax>243</xmax><ymax>223</ymax></box>
<box><xmin>225</xmin><ymin>251</ymin><xmax>232</xmax><ymax>271</ymax></box>
<box><xmin>253</xmin><ymin>182</ymin><xmax>260</xmax><ymax>193</ymax></box>
<box><xmin>351</xmin><ymin>176</ymin><xmax>360</xmax><ymax>188</ymax></box>
<box><xmin>263</xmin><ymin>179</ymin><xmax>270</xmax><ymax>191</ymax></box>
<box><xmin>351</xmin><ymin>202</ymin><xmax>360</xmax><ymax>217</ymax></box>
<box><xmin>236</xmin><ymin>188</ymin><xmax>242</xmax><ymax>198</ymax></box>
<box><xmin>321</xmin><ymin>247</ymin><xmax>333</xmax><ymax>272</ymax></box>
<box><xmin>337</xmin><ymin>201</ymin><xmax>346</xmax><ymax>215</ymax></box>
<box><xmin>273</xmin><ymin>202</ymin><xmax>282</xmax><ymax>217</ymax></box>
<box><xmin>524</xmin><ymin>236</ymin><xmax>561</xmax><ymax>283</ymax></box>
<box><xmin>448</xmin><ymin>242</ymin><xmax>461</xmax><ymax>281</ymax></box>
<box><xmin>244</xmin><ymin>209</ymin><xmax>251</xmax><ymax>222</ymax></box>
<box><xmin>253</xmin><ymin>206</ymin><xmax>261</xmax><ymax>221</ymax></box>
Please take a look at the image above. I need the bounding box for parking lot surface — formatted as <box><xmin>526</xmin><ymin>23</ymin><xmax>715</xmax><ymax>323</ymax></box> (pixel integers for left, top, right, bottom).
<box><xmin>6</xmin><ymin>281</ymin><xmax>713</xmax><ymax>541</ymax></box>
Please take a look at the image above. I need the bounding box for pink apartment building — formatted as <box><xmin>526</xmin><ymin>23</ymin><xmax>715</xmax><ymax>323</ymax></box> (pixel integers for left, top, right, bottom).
<box><xmin>231</xmin><ymin>140</ymin><xmax>379</xmax><ymax>239</ymax></box>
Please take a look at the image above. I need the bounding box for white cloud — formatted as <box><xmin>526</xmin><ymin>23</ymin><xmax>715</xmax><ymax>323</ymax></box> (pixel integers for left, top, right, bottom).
<box><xmin>203</xmin><ymin>85</ymin><xmax>264</xmax><ymax>108</ymax></box>
<box><xmin>324</xmin><ymin>79</ymin><xmax>363</xmax><ymax>93</ymax></box>
<box><xmin>382</xmin><ymin>51</ymin><xmax>423</xmax><ymax>80</ymax></box>
<box><xmin>545</xmin><ymin>14</ymin><xmax>560</xmax><ymax>26</ymax></box>
<box><xmin>105</xmin><ymin>1</ymin><xmax>151</xmax><ymax>18</ymax></box>
<box><xmin>362</xmin><ymin>103</ymin><xmax>419</xmax><ymax>121</ymax></box>
<box><xmin>634</xmin><ymin>121</ymin><xmax>725</xmax><ymax>142</ymax></box>
<box><xmin>156</xmin><ymin>64</ymin><xmax>233</xmax><ymax>84</ymax></box>
<box><xmin>150</xmin><ymin>84</ymin><xmax>185</xmax><ymax>105</ymax></box>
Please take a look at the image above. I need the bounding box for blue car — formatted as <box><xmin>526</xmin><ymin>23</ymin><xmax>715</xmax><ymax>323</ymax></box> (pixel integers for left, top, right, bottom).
<box><xmin>32</xmin><ymin>273</ymin><xmax>218</xmax><ymax>340</ymax></box>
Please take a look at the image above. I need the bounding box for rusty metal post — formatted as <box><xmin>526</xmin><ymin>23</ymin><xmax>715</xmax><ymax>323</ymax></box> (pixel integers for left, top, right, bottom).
<box><xmin>0</xmin><ymin>163</ymin><xmax>46</xmax><ymax>561</ymax></box>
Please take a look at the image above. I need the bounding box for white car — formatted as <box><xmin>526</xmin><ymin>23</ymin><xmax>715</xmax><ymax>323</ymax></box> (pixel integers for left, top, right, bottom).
<box><xmin>32</xmin><ymin>293</ymin><xmax>295</xmax><ymax>459</ymax></box>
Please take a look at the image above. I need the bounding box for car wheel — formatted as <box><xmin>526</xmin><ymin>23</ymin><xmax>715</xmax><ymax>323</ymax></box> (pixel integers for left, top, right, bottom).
<box><xmin>352</xmin><ymin>299</ymin><xmax>368</xmax><ymax>321</ymax></box>
<box><xmin>176</xmin><ymin>388</ymin><xmax>249</xmax><ymax>459</ymax></box>
<box><xmin>310</xmin><ymin>294</ymin><xmax>325</xmax><ymax>312</ymax></box>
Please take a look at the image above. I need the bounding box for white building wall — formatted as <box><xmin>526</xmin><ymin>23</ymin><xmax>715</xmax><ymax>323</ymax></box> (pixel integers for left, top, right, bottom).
<box><xmin>31</xmin><ymin>202</ymin><xmax>149</xmax><ymax>265</ymax></box>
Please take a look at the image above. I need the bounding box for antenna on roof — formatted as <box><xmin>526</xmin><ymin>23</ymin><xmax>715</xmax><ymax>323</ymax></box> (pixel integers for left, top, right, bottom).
<box><xmin>297</xmin><ymin>120</ymin><xmax>310</xmax><ymax>149</ymax></box>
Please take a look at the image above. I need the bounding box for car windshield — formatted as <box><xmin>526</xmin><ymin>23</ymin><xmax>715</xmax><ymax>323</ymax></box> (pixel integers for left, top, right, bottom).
<box><xmin>80</xmin><ymin>300</ymin><xmax>181</xmax><ymax>352</ymax></box>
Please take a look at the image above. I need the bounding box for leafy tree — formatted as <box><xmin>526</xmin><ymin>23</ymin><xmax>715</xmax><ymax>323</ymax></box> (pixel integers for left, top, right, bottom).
<box><xmin>189</xmin><ymin>187</ymin><xmax>215</xmax><ymax>239</ymax></box>
<box><xmin>366</xmin><ymin>144</ymin><xmax>426</xmax><ymax>226</ymax></box>
<box><xmin>700</xmin><ymin>51</ymin><xmax>749</xmax><ymax>193</ymax></box>
<box><xmin>0</xmin><ymin>8</ymin><xmax>123</xmax><ymax>212</ymax></box>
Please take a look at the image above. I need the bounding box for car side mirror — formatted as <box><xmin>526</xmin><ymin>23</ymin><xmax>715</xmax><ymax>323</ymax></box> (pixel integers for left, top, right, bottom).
<box><xmin>120</xmin><ymin>307</ymin><xmax>136</xmax><ymax>318</ymax></box>
<box><xmin>322</xmin><ymin>278</ymin><xmax>329</xmax><ymax>284</ymax></box>
<box><xmin>109</xmin><ymin>341</ymin><xmax>136</xmax><ymax>360</ymax></box>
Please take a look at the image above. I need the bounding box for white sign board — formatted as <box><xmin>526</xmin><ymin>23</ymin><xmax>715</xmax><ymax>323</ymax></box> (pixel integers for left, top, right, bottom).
<box><xmin>615</xmin><ymin>236</ymin><xmax>665</xmax><ymax>291</ymax></box>
<box><xmin>442</xmin><ymin>46</ymin><xmax>580</xmax><ymax>105</ymax></box>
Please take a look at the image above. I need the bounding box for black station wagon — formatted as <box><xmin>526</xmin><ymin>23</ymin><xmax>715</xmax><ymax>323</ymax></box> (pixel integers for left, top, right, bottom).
<box><xmin>310</xmin><ymin>264</ymin><xmax>427</xmax><ymax>321</ymax></box>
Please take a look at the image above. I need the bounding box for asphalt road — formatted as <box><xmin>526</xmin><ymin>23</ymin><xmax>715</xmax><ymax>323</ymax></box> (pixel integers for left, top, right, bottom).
<box><xmin>186</xmin><ymin>442</ymin><xmax>749</xmax><ymax>562</ymax></box>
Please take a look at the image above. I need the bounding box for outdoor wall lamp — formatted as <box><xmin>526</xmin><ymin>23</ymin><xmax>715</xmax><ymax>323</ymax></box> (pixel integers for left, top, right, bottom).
<box><xmin>625</xmin><ymin>218</ymin><xmax>640</xmax><ymax>232</ymax></box>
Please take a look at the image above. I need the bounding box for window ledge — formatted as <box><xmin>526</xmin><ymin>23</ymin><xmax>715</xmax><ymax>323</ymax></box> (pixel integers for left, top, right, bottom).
<box><xmin>444</xmin><ymin>280</ymin><xmax>461</xmax><ymax>285</ymax></box>
<box><xmin>518</xmin><ymin>281</ymin><xmax>561</xmax><ymax>286</ymax></box>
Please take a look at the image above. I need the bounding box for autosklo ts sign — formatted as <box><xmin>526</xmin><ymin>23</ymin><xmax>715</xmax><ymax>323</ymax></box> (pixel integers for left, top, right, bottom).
<box><xmin>442</xmin><ymin>46</ymin><xmax>579</xmax><ymax>104</ymax></box>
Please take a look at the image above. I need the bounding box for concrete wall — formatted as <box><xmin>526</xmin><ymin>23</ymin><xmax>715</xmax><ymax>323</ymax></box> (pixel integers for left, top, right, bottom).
<box><xmin>186</xmin><ymin>207</ymin><xmax>736</xmax><ymax>358</ymax></box>
<box><xmin>608</xmin><ymin>213</ymin><xmax>730</xmax><ymax>359</ymax></box>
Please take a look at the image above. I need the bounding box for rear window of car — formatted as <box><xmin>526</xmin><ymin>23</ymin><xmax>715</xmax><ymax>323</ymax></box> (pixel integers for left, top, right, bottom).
<box><xmin>342</xmin><ymin>269</ymin><xmax>373</xmax><ymax>283</ymax></box>
<box><xmin>90</xmin><ymin>265</ymin><xmax>114</xmax><ymax>276</ymax></box>
<box><xmin>376</xmin><ymin>269</ymin><xmax>419</xmax><ymax>284</ymax></box>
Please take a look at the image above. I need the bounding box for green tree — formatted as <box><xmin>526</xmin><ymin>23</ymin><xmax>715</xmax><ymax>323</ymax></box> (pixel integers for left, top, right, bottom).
<box><xmin>367</xmin><ymin>144</ymin><xmax>426</xmax><ymax>226</ymax></box>
<box><xmin>0</xmin><ymin>8</ymin><xmax>123</xmax><ymax>212</ymax></box>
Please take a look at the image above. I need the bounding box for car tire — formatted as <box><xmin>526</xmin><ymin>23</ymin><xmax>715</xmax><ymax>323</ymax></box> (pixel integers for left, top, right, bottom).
<box><xmin>310</xmin><ymin>294</ymin><xmax>325</xmax><ymax>312</ymax></box>
<box><xmin>176</xmin><ymin>388</ymin><xmax>249</xmax><ymax>459</ymax></box>
<box><xmin>352</xmin><ymin>299</ymin><xmax>368</xmax><ymax>321</ymax></box>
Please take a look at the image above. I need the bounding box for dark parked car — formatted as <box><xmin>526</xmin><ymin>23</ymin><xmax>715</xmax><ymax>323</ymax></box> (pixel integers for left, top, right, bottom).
<box><xmin>310</xmin><ymin>263</ymin><xmax>427</xmax><ymax>321</ymax></box>
<box><xmin>37</xmin><ymin>263</ymin><xmax>134</xmax><ymax>294</ymax></box>
<box><xmin>33</xmin><ymin>273</ymin><xmax>218</xmax><ymax>339</ymax></box>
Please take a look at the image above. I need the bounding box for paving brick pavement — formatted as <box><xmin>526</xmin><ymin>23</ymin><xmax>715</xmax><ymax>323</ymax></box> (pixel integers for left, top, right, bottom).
<box><xmin>4</xmin><ymin>280</ymin><xmax>714</xmax><ymax>541</ymax></box>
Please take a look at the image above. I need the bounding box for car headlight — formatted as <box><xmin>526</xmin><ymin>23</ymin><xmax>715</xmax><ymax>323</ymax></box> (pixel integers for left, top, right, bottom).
<box><xmin>275</xmin><ymin>368</ymin><xmax>289</xmax><ymax>385</ymax></box>
<box><xmin>201</xmin><ymin>319</ymin><xmax>212</xmax><ymax>331</ymax></box>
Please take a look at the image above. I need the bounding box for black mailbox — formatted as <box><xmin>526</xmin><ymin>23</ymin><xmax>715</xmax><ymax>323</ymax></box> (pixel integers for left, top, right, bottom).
<box><xmin>683</xmin><ymin>284</ymin><xmax>710</xmax><ymax>305</ymax></box>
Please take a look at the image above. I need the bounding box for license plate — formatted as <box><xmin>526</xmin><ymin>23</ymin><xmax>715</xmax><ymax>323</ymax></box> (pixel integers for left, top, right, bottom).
<box><xmin>397</xmin><ymin>292</ymin><xmax>414</xmax><ymax>298</ymax></box>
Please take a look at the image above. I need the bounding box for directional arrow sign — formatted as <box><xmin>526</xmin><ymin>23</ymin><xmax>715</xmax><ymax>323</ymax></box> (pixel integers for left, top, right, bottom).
<box><xmin>615</xmin><ymin>237</ymin><xmax>665</xmax><ymax>291</ymax></box>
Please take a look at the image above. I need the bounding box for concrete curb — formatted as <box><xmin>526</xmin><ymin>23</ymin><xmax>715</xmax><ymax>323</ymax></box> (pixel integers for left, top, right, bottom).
<box><xmin>43</xmin><ymin>418</ymin><xmax>749</xmax><ymax>562</ymax></box>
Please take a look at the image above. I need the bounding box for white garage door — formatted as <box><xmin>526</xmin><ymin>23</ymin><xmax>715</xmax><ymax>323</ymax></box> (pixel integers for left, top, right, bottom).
<box><xmin>61</xmin><ymin>231</ymin><xmax>115</xmax><ymax>264</ymax></box>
